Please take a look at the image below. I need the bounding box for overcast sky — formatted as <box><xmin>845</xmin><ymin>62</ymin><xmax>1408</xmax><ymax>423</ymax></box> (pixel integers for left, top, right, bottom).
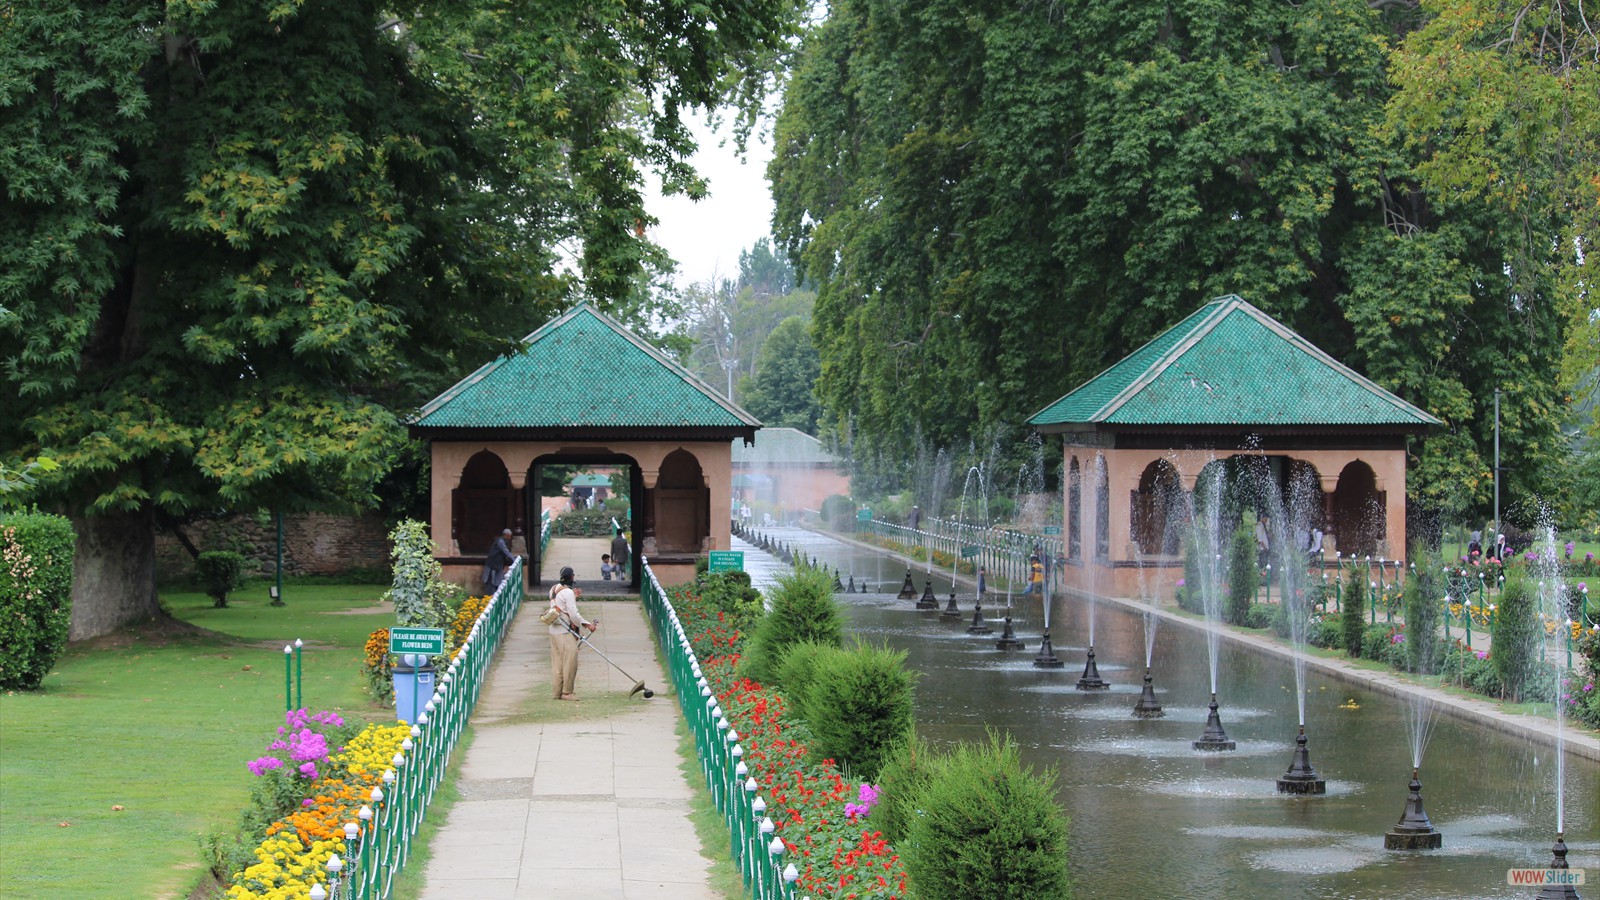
<box><xmin>645</xmin><ymin>111</ymin><xmax>777</xmax><ymax>289</ymax></box>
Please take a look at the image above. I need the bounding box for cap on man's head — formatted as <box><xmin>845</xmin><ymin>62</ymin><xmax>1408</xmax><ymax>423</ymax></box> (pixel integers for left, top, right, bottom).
<box><xmin>502</xmin><ymin>528</ymin><xmax>513</xmax><ymax>536</ymax></box>
<box><xmin>559</xmin><ymin>566</ymin><xmax>576</xmax><ymax>584</ymax></box>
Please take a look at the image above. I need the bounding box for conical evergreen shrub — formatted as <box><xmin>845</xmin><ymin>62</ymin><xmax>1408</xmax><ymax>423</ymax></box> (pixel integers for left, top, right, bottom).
<box><xmin>740</xmin><ymin>565</ymin><xmax>843</xmax><ymax>684</ymax></box>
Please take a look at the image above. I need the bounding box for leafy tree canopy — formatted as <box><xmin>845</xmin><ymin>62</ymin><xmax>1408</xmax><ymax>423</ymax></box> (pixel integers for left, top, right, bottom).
<box><xmin>740</xmin><ymin>315</ymin><xmax>822</xmax><ymax>432</ymax></box>
<box><xmin>770</xmin><ymin>0</ymin><xmax>1569</xmax><ymax>522</ymax></box>
<box><xmin>0</xmin><ymin>0</ymin><xmax>802</xmax><ymax>636</ymax></box>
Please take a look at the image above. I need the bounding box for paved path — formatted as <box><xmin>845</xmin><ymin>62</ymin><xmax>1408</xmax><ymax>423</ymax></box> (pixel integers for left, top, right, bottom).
<box><xmin>418</xmin><ymin>582</ymin><xmax>715</xmax><ymax>899</ymax></box>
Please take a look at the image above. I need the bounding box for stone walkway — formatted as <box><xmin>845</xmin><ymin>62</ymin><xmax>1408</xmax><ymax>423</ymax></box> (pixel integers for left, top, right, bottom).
<box><xmin>418</xmin><ymin>545</ymin><xmax>715</xmax><ymax>899</ymax></box>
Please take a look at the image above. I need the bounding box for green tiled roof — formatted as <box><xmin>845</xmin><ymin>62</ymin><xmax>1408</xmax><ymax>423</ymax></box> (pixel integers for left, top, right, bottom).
<box><xmin>1029</xmin><ymin>295</ymin><xmax>1442</xmax><ymax>429</ymax></box>
<box><xmin>568</xmin><ymin>473</ymin><xmax>612</xmax><ymax>487</ymax></box>
<box><xmin>731</xmin><ymin>428</ymin><xmax>843</xmax><ymax>466</ymax></box>
<box><xmin>412</xmin><ymin>304</ymin><xmax>761</xmax><ymax>431</ymax></box>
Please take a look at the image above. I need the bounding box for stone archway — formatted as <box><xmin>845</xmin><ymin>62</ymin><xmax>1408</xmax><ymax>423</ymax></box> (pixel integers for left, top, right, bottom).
<box><xmin>1332</xmin><ymin>460</ymin><xmax>1384</xmax><ymax>558</ymax></box>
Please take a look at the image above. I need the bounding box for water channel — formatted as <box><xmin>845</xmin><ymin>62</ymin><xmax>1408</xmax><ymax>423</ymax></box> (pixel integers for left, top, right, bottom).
<box><xmin>735</xmin><ymin>527</ymin><xmax>1598</xmax><ymax>899</ymax></box>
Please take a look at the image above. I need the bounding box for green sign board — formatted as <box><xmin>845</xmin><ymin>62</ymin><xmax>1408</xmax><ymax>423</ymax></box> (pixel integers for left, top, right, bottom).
<box><xmin>389</xmin><ymin>627</ymin><xmax>445</xmax><ymax>656</ymax></box>
<box><xmin>1042</xmin><ymin>526</ymin><xmax>1062</xmax><ymax>535</ymax></box>
<box><xmin>856</xmin><ymin>508</ymin><xmax>873</xmax><ymax>521</ymax></box>
<box><xmin>708</xmin><ymin>550</ymin><xmax>745</xmax><ymax>573</ymax></box>
<box><xmin>959</xmin><ymin>545</ymin><xmax>980</xmax><ymax>559</ymax></box>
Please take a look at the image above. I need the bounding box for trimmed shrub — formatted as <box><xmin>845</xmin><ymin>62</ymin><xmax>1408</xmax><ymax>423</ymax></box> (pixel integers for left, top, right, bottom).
<box><xmin>820</xmin><ymin>494</ymin><xmax>854</xmax><ymax>529</ymax></box>
<box><xmin>1340</xmin><ymin>568</ymin><xmax>1367</xmax><ymax>657</ymax></box>
<box><xmin>901</xmin><ymin>731</ymin><xmax>1073</xmax><ymax>900</ymax></box>
<box><xmin>1493</xmin><ymin>570</ymin><xmax>1541</xmax><ymax>701</ymax></box>
<box><xmin>1176</xmin><ymin>532</ymin><xmax>1205</xmax><ymax>614</ymax></box>
<box><xmin>798</xmin><ymin>642</ymin><xmax>916</xmax><ymax>781</ymax></box>
<box><xmin>694</xmin><ymin>570</ymin><xmax>764</xmax><ymax>636</ymax></box>
<box><xmin>1307</xmin><ymin>618</ymin><xmax>1343</xmax><ymax>649</ymax></box>
<box><xmin>1402</xmin><ymin>559</ymin><xmax>1441</xmax><ymax>674</ymax></box>
<box><xmin>773</xmin><ymin>640</ymin><xmax>832</xmax><ymax>700</ymax></box>
<box><xmin>1225</xmin><ymin>521</ymin><xmax>1257</xmax><ymax>626</ymax></box>
<box><xmin>0</xmin><ymin>512</ymin><xmax>75</xmax><ymax>690</ymax></box>
<box><xmin>740</xmin><ymin>566</ymin><xmax>844</xmax><ymax>684</ymax></box>
<box><xmin>1244</xmin><ymin>602</ymin><xmax>1276</xmax><ymax>630</ymax></box>
<box><xmin>196</xmin><ymin>550</ymin><xmax>248</xmax><ymax>608</ymax></box>
<box><xmin>874</xmin><ymin>731</ymin><xmax>938</xmax><ymax>844</ymax></box>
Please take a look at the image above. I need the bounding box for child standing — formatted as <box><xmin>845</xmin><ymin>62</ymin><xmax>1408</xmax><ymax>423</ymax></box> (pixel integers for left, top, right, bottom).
<box><xmin>600</xmin><ymin>553</ymin><xmax>616</xmax><ymax>580</ymax></box>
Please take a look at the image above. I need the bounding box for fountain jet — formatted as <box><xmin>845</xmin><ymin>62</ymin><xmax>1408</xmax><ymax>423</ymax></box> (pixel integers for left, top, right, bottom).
<box><xmin>1532</xmin><ymin>834</ymin><xmax>1581</xmax><ymax>899</ymax></box>
<box><xmin>941</xmin><ymin>590</ymin><xmax>963</xmax><ymax>618</ymax></box>
<box><xmin>1131</xmin><ymin>668</ymin><xmax>1164</xmax><ymax>718</ymax></box>
<box><xmin>1193</xmin><ymin>694</ymin><xmax>1236</xmax><ymax>751</ymax></box>
<box><xmin>1382</xmin><ymin>769</ymin><xmax>1441</xmax><ymax>850</ymax></box>
<box><xmin>897</xmin><ymin>570</ymin><xmax>918</xmax><ymax>600</ymax></box>
<box><xmin>1275</xmin><ymin>727</ymin><xmax>1326</xmax><ymax>794</ymax></box>
<box><xmin>1075</xmin><ymin>645</ymin><xmax>1109</xmax><ymax>691</ymax></box>
<box><xmin>995</xmin><ymin>616</ymin><xmax>1025</xmax><ymax>650</ymax></box>
<box><xmin>966</xmin><ymin>599</ymin><xmax>993</xmax><ymax>634</ymax></box>
<box><xmin>916</xmin><ymin>580</ymin><xmax>939</xmax><ymax>610</ymax></box>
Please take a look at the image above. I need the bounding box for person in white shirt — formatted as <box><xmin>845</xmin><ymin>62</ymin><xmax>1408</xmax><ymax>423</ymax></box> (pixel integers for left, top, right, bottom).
<box><xmin>548</xmin><ymin>566</ymin><xmax>597</xmax><ymax>700</ymax></box>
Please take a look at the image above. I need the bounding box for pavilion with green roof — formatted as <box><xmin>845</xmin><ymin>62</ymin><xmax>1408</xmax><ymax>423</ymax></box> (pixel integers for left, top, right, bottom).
<box><xmin>1028</xmin><ymin>294</ymin><xmax>1439</xmax><ymax>598</ymax></box>
<box><xmin>411</xmin><ymin>303</ymin><xmax>760</xmax><ymax>588</ymax></box>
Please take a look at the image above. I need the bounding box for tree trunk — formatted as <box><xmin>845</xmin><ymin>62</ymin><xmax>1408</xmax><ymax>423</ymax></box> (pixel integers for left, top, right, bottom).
<box><xmin>68</xmin><ymin>509</ymin><xmax>164</xmax><ymax>640</ymax></box>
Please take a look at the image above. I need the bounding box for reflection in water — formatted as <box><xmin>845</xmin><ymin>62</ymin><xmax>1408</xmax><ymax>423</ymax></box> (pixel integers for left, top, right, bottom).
<box><xmin>739</xmin><ymin>528</ymin><xmax>1599</xmax><ymax>900</ymax></box>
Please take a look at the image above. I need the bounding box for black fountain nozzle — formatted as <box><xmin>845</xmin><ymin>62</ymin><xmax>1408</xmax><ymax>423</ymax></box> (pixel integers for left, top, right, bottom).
<box><xmin>847</xmin><ymin>575</ymin><xmax>856</xmax><ymax>593</ymax></box>
<box><xmin>967</xmin><ymin>598</ymin><xmax>993</xmax><ymax>634</ymax></box>
<box><xmin>1132</xmin><ymin>667</ymin><xmax>1164</xmax><ymax>718</ymax></box>
<box><xmin>1533</xmin><ymin>833</ymin><xmax>1582</xmax><ymax>900</ymax></box>
<box><xmin>1075</xmin><ymin>645</ymin><xmax>1109</xmax><ymax>691</ymax></box>
<box><xmin>941</xmin><ymin>590</ymin><xmax>963</xmax><ymax>618</ymax></box>
<box><xmin>1033</xmin><ymin>630</ymin><xmax>1064</xmax><ymax>668</ymax></box>
<box><xmin>916</xmin><ymin>580</ymin><xmax>939</xmax><ymax>610</ymax></box>
<box><xmin>832</xmin><ymin>568</ymin><xmax>844</xmax><ymax>592</ymax></box>
<box><xmin>897</xmin><ymin>570</ymin><xmax>918</xmax><ymax>600</ymax></box>
<box><xmin>1275</xmin><ymin>726</ymin><xmax>1326</xmax><ymax>794</ymax></box>
<box><xmin>995</xmin><ymin>616</ymin><xmax>1026</xmax><ymax>650</ymax></box>
<box><xmin>1383</xmin><ymin>768</ymin><xmax>1441</xmax><ymax>850</ymax></box>
<box><xmin>1193</xmin><ymin>693</ymin><xmax>1236</xmax><ymax>751</ymax></box>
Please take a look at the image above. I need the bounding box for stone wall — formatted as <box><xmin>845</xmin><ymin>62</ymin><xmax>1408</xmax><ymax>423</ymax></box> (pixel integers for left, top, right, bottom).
<box><xmin>154</xmin><ymin>512</ymin><xmax>394</xmax><ymax>583</ymax></box>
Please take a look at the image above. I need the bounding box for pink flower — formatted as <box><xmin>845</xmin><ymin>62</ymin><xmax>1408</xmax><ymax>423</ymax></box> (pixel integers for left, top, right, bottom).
<box><xmin>297</xmin><ymin>762</ymin><xmax>319</xmax><ymax>779</ymax></box>
<box><xmin>1476</xmin><ymin>650</ymin><xmax>1489</xmax><ymax>660</ymax></box>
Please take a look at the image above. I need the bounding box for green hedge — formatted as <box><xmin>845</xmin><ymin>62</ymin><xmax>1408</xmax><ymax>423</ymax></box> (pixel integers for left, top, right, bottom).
<box><xmin>1493</xmin><ymin>570</ymin><xmax>1541</xmax><ymax>701</ymax></box>
<box><xmin>0</xmin><ymin>512</ymin><xmax>75</xmax><ymax>690</ymax></box>
<box><xmin>1226</xmin><ymin>522</ymin><xmax>1256</xmax><ymax>626</ymax></box>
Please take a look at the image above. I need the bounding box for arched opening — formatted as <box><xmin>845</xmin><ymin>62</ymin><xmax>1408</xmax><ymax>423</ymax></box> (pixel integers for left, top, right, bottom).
<box><xmin>1332</xmin><ymin>460</ymin><xmax>1384</xmax><ymax>558</ymax></box>
<box><xmin>1131</xmin><ymin>459</ymin><xmax>1184</xmax><ymax>556</ymax></box>
<box><xmin>452</xmin><ymin>450</ymin><xmax>518</xmax><ymax>557</ymax></box>
<box><xmin>1284</xmin><ymin>459</ymin><xmax>1325</xmax><ymax>558</ymax></box>
<box><xmin>654</xmin><ymin>449</ymin><xmax>709</xmax><ymax>554</ymax></box>
<box><xmin>1067</xmin><ymin>456</ymin><xmax>1082</xmax><ymax>560</ymax></box>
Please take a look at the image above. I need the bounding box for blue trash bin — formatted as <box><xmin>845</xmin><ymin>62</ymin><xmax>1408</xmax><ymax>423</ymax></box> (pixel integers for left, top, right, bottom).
<box><xmin>393</xmin><ymin>653</ymin><xmax>436</xmax><ymax>724</ymax></box>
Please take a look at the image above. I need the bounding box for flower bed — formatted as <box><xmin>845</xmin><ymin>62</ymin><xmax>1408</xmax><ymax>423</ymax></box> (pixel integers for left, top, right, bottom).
<box><xmin>669</xmin><ymin>581</ymin><xmax>910</xmax><ymax>899</ymax></box>
<box><xmin>225</xmin><ymin>715</ymin><xmax>410</xmax><ymax>899</ymax></box>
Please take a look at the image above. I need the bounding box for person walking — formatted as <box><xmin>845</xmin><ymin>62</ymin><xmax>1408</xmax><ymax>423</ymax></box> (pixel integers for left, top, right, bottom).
<box><xmin>482</xmin><ymin>528</ymin><xmax>515</xmax><ymax>591</ymax></box>
<box><xmin>1027</xmin><ymin>555</ymin><xmax>1044</xmax><ymax>595</ymax></box>
<box><xmin>548</xmin><ymin>566</ymin><xmax>597</xmax><ymax>701</ymax></box>
<box><xmin>611</xmin><ymin>530</ymin><xmax>631</xmax><ymax>578</ymax></box>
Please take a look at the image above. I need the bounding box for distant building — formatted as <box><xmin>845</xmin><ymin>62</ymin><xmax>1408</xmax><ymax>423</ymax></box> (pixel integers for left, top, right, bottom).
<box><xmin>731</xmin><ymin>427</ymin><xmax>851</xmax><ymax>517</ymax></box>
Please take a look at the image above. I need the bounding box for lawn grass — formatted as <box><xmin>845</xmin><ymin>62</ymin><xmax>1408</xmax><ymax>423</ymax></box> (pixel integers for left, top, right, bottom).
<box><xmin>0</xmin><ymin>583</ymin><xmax>393</xmax><ymax>899</ymax></box>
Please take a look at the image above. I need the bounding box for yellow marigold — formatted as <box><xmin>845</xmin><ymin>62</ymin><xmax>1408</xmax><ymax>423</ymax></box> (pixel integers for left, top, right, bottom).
<box><xmin>449</xmin><ymin>595</ymin><xmax>490</xmax><ymax>651</ymax></box>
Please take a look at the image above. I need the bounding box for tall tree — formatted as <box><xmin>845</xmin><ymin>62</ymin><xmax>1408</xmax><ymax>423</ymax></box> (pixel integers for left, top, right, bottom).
<box><xmin>0</xmin><ymin>0</ymin><xmax>801</xmax><ymax>638</ymax></box>
<box><xmin>740</xmin><ymin>315</ymin><xmax>823</xmax><ymax>431</ymax></box>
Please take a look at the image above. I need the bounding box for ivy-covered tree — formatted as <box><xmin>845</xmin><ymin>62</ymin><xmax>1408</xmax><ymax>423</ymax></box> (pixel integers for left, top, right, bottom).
<box><xmin>0</xmin><ymin>0</ymin><xmax>802</xmax><ymax>638</ymax></box>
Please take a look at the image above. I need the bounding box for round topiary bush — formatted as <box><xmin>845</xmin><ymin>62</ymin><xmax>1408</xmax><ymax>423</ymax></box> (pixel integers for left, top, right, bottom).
<box><xmin>902</xmin><ymin>731</ymin><xmax>1073</xmax><ymax>900</ymax></box>
<box><xmin>796</xmin><ymin>642</ymin><xmax>916</xmax><ymax>781</ymax></box>
<box><xmin>196</xmin><ymin>550</ymin><xmax>248</xmax><ymax>608</ymax></box>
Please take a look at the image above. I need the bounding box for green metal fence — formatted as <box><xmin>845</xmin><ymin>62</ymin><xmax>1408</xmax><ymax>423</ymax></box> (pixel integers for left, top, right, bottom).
<box><xmin>859</xmin><ymin>515</ymin><xmax>1043</xmax><ymax>591</ymax></box>
<box><xmin>318</xmin><ymin>557</ymin><xmax>524</xmax><ymax>900</ymax></box>
<box><xmin>639</xmin><ymin>558</ymin><xmax>801</xmax><ymax>900</ymax></box>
